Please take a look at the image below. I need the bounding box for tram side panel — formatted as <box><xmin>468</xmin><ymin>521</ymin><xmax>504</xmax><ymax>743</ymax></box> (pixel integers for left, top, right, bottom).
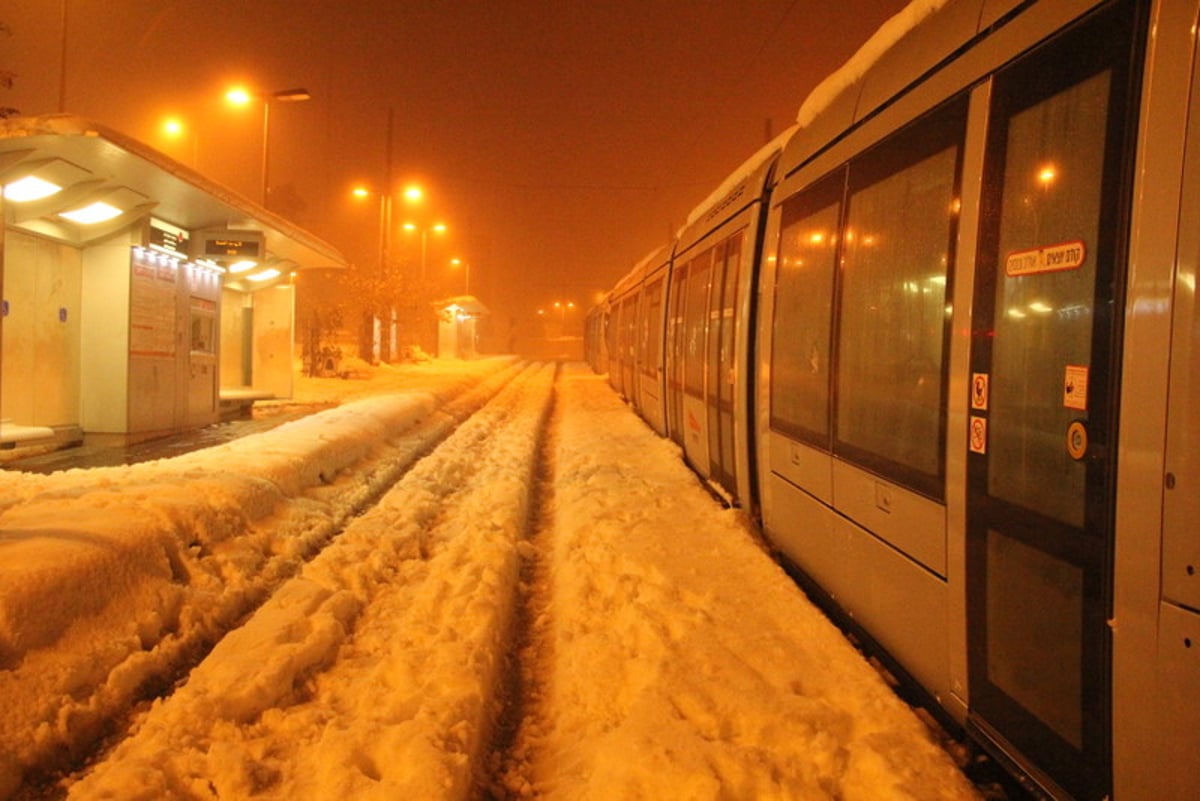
<box><xmin>1111</xmin><ymin>1</ymin><xmax>1200</xmax><ymax>796</ymax></box>
<box><xmin>584</xmin><ymin>303</ymin><xmax>608</xmax><ymax>374</ymax></box>
<box><xmin>635</xmin><ymin>266</ymin><xmax>669</xmax><ymax>436</ymax></box>
<box><xmin>670</xmin><ymin>210</ymin><xmax>766</xmax><ymax>504</ymax></box>
<box><xmin>756</xmin><ymin>93</ymin><xmax>968</xmax><ymax>715</ymax></box>
<box><xmin>1156</xmin><ymin>60</ymin><xmax>1200</xmax><ymax>801</ymax></box>
<box><xmin>755</xmin><ymin>1</ymin><xmax>1199</xmax><ymax>798</ymax></box>
<box><xmin>669</xmin><ymin>148</ymin><xmax>781</xmax><ymax>505</ymax></box>
<box><xmin>597</xmin><ymin>0</ymin><xmax>1199</xmax><ymax>795</ymax></box>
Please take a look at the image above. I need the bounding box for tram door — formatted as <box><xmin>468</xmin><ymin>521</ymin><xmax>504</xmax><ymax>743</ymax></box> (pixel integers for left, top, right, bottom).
<box><xmin>965</xmin><ymin>4</ymin><xmax>1140</xmax><ymax>799</ymax></box>
<box><xmin>680</xmin><ymin>249</ymin><xmax>713</xmax><ymax>473</ymax></box>
<box><xmin>666</xmin><ymin>265</ymin><xmax>688</xmax><ymax>446</ymax></box>
<box><xmin>706</xmin><ymin>232</ymin><xmax>743</xmax><ymax>495</ymax></box>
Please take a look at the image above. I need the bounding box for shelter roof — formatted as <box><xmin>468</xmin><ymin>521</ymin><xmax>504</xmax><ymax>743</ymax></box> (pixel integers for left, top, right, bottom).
<box><xmin>0</xmin><ymin>114</ymin><xmax>347</xmax><ymax>278</ymax></box>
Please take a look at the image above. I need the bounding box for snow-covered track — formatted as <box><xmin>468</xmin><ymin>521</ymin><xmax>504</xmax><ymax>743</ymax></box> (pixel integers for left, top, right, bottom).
<box><xmin>0</xmin><ymin>359</ymin><xmax>522</xmax><ymax>799</ymax></box>
<box><xmin>62</xmin><ymin>362</ymin><xmax>558</xmax><ymax>799</ymax></box>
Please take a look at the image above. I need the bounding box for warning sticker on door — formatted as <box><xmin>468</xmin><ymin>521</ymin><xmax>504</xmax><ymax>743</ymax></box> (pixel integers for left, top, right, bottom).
<box><xmin>1005</xmin><ymin>240</ymin><xmax>1087</xmax><ymax>276</ymax></box>
<box><xmin>971</xmin><ymin>373</ymin><xmax>989</xmax><ymax>411</ymax></box>
<box><xmin>1063</xmin><ymin>364</ymin><xmax>1089</xmax><ymax>411</ymax></box>
<box><xmin>969</xmin><ymin>415</ymin><xmax>988</xmax><ymax>455</ymax></box>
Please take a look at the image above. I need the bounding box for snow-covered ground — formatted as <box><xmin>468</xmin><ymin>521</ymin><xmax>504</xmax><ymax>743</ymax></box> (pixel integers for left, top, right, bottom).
<box><xmin>0</xmin><ymin>357</ymin><xmax>520</xmax><ymax>798</ymax></box>
<box><xmin>2</xmin><ymin>360</ymin><xmax>981</xmax><ymax>800</ymax></box>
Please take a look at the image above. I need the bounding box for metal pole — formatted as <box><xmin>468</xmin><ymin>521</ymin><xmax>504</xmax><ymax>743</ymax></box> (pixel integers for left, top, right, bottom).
<box><xmin>383</xmin><ymin>107</ymin><xmax>394</xmax><ymax>359</ymax></box>
<box><xmin>384</xmin><ymin>107</ymin><xmax>394</xmax><ymax>267</ymax></box>
<box><xmin>58</xmin><ymin>0</ymin><xmax>68</xmax><ymax>111</ymax></box>
<box><xmin>420</xmin><ymin>229</ymin><xmax>428</xmax><ymax>280</ymax></box>
<box><xmin>378</xmin><ymin>195</ymin><xmax>387</xmax><ymax>273</ymax></box>
<box><xmin>261</xmin><ymin>99</ymin><xmax>271</xmax><ymax>206</ymax></box>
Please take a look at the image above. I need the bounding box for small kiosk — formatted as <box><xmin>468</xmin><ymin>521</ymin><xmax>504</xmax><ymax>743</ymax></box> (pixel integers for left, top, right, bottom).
<box><xmin>435</xmin><ymin>295</ymin><xmax>488</xmax><ymax>360</ymax></box>
<box><xmin>0</xmin><ymin>114</ymin><xmax>347</xmax><ymax>447</ymax></box>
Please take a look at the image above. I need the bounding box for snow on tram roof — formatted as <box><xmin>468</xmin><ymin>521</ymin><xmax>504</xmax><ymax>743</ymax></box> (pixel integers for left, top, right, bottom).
<box><xmin>680</xmin><ymin>124</ymin><xmax>795</xmax><ymax>235</ymax></box>
<box><xmin>795</xmin><ymin>0</ymin><xmax>951</xmax><ymax>128</ymax></box>
<box><xmin>678</xmin><ymin>0</ymin><xmax>956</xmax><ymax>238</ymax></box>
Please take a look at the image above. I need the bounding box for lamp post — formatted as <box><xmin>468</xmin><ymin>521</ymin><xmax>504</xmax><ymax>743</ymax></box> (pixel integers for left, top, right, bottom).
<box><xmin>351</xmin><ymin>184</ymin><xmax>397</xmax><ymax>363</ymax></box>
<box><xmin>450</xmin><ymin>258</ymin><xmax>471</xmax><ymax>295</ymax></box>
<box><xmin>226</xmin><ymin>85</ymin><xmax>311</xmax><ymax>207</ymax></box>
<box><xmin>352</xmin><ymin>185</ymin><xmax>392</xmax><ymax>276</ymax></box>
<box><xmin>402</xmin><ymin>221</ymin><xmax>447</xmax><ymax>279</ymax></box>
<box><xmin>553</xmin><ymin>300</ymin><xmax>575</xmax><ymax>323</ymax></box>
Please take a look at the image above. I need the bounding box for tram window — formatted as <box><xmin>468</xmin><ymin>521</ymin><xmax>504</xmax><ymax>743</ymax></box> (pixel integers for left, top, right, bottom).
<box><xmin>622</xmin><ymin>297</ymin><xmax>637</xmax><ymax>362</ymax></box>
<box><xmin>770</xmin><ymin>172</ymin><xmax>843</xmax><ymax>448</ymax></box>
<box><xmin>642</xmin><ymin>278</ymin><xmax>663</xmax><ymax>378</ymax></box>
<box><xmin>988</xmin><ymin>71</ymin><xmax>1110</xmax><ymax>527</ymax></box>
<box><xmin>718</xmin><ymin>234</ymin><xmax>742</xmax><ymax>389</ymax></box>
<box><xmin>683</xmin><ymin>249</ymin><xmax>713</xmax><ymax>398</ymax></box>
<box><xmin>835</xmin><ymin>98</ymin><xmax>965</xmax><ymax>496</ymax></box>
<box><xmin>707</xmin><ymin>239</ymin><xmax>729</xmax><ymax>402</ymax></box>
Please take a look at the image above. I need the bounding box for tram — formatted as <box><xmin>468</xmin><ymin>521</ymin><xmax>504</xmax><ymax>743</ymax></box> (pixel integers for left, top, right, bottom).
<box><xmin>588</xmin><ymin>1</ymin><xmax>1200</xmax><ymax>798</ymax></box>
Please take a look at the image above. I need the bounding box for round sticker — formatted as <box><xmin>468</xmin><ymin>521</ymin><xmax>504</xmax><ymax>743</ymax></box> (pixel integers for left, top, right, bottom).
<box><xmin>1067</xmin><ymin>421</ymin><xmax>1088</xmax><ymax>461</ymax></box>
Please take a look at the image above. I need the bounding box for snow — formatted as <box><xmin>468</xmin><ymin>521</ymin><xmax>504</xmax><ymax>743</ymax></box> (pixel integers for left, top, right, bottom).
<box><xmin>0</xmin><ymin>360</ymin><xmax>979</xmax><ymax>800</ymax></box>
<box><xmin>795</xmin><ymin>0</ymin><xmax>950</xmax><ymax>128</ymax></box>
<box><xmin>680</xmin><ymin>124</ymin><xmax>796</xmax><ymax>233</ymax></box>
<box><xmin>0</xmin><ymin>421</ymin><xmax>55</xmax><ymax>446</ymax></box>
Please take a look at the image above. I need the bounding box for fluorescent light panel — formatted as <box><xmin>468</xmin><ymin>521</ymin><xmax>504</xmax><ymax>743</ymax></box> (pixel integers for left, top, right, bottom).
<box><xmin>228</xmin><ymin>260</ymin><xmax>257</xmax><ymax>274</ymax></box>
<box><xmin>60</xmin><ymin>201</ymin><xmax>122</xmax><ymax>224</ymax></box>
<box><xmin>4</xmin><ymin>175</ymin><xmax>63</xmax><ymax>202</ymax></box>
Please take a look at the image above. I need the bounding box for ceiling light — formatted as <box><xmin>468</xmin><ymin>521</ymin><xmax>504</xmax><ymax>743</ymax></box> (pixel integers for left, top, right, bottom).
<box><xmin>228</xmin><ymin>260</ymin><xmax>257</xmax><ymax>274</ymax></box>
<box><xmin>4</xmin><ymin>175</ymin><xmax>63</xmax><ymax>202</ymax></box>
<box><xmin>245</xmin><ymin>268</ymin><xmax>281</xmax><ymax>282</ymax></box>
<box><xmin>59</xmin><ymin>201</ymin><xmax>122</xmax><ymax>224</ymax></box>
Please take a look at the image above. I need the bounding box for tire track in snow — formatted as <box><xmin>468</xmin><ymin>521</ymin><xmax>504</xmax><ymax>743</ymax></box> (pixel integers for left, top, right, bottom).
<box><xmin>8</xmin><ymin>362</ymin><xmax>524</xmax><ymax>801</ymax></box>
<box><xmin>483</xmin><ymin>362</ymin><xmax>562</xmax><ymax>800</ymax></box>
<box><xmin>62</xmin><ymin>362</ymin><xmax>559</xmax><ymax>800</ymax></box>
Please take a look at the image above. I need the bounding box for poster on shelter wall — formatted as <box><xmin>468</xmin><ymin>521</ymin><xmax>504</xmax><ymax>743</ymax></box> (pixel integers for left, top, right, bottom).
<box><xmin>129</xmin><ymin>252</ymin><xmax>177</xmax><ymax>358</ymax></box>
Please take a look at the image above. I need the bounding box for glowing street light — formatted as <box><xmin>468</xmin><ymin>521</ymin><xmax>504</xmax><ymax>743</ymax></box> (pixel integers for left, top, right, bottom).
<box><xmin>225</xmin><ymin>85</ymin><xmax>311</xmax><ymax>206</ymax></box>
<box><xmin>553</xmin><ymin>299</ymin><xmax>576</xmax><ymax>321</ymax></box>
<box><xmin>402</xmin><ymin>220</ymin><xmax>448</xmax><ymax>279</ymax></box>
<box><xmin>160</xmin><ymin>116</ymin><xmax>199</xmax><ymax>167</ymax></box>
<box><xmin>352</xmin><ymin>184</ymin><xmax>393</xmax><ymax>277</ymax></box>
<box><xmin>450</xmin><ymin>258</ymin><xmax>471</xmax><ymax>295</ymax></box>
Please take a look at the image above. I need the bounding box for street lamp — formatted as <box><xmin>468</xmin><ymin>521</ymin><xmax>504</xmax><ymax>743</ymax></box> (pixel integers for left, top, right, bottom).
<box><xmin>352</xmin><ymin>184</ymin><xmax>392</xmax><ymax>274</ymax></box>
<box><xmin>160</xmin><ymin>116</ymin><xmax>198</xmax><ymax>167</ymax></box>
<box><xmin>553</xmin><ymin>300</ymin><xmax>576</xmax><ymax>322</ymax></box>
<box><xmin>450</xmin><ymin>258</ymin><xmax>471</xmax><ymax>295</ymax></box>
<box><xmin>226</xmin><ymin>85</ymin><xmax>311</xmax><ymax>206</ymax></box>
<box><xmin>402</xmin><ymin>221</ymin><xmax>447</xmax><ymax>279</ymax></box>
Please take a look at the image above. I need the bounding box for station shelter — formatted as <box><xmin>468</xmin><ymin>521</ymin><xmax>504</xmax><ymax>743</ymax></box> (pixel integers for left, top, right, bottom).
<box><xmin>435</xmin><ymin>295</ymin><xmax>488</xmax><ymax>360</ymax></box>
<box><xmin>0</xmin><ymin>114</ymin><xmax>347</xmax><ymax>448</ymax></box>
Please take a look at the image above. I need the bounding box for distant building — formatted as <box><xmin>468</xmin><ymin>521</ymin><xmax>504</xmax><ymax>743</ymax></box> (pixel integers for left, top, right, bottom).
<box><xmin>0</xmin><ymin>114</ymin><xmax>347</xmax><ymax>449</ymax></box>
